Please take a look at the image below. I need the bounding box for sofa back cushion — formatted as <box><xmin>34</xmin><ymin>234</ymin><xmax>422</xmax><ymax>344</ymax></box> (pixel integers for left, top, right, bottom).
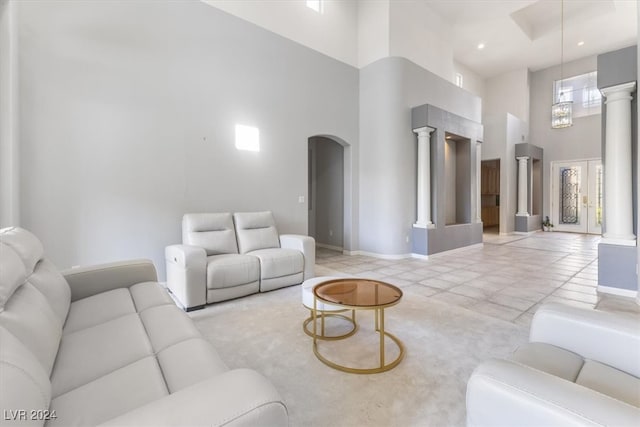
<box><xmin>0</xmin><ymin>227</ymin><xmax>71</xmax><ymax>377</ymax></box>
<box><xmin>233</xmin><ymin>212</ymin><xmax>280</xmax><ymax>254</ymax></box>
<box><xmin>183</xmin><ymin>213</ymin><xmax>239</xmax><ymax>256</ymax></box>
<box><xmin>0</xmin><ymin>327</ymin><xmax>53</xmax><ymax>426</ymax></box>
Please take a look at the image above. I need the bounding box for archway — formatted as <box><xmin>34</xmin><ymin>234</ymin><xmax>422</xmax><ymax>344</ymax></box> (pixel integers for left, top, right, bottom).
<box><xmin>308</xmin><ymin>135</ymin><xmax>351</xmax><ymax>252</ymax></box>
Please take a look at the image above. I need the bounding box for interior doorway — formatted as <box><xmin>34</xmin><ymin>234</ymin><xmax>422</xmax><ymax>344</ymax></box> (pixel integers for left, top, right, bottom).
<box><xmin>481</xmin><ymin>159</ymin><xmax>500</xmax><ymax>233</ymax></box>
<box><xmin>551</xmin><ymin>159</ymin><xmax>602</xmax><ymax>234</ymax></box>
<box><xmin>308</xmin><ymin>137</ymin><xmax>344</xmax><ymax>250</ymax></box>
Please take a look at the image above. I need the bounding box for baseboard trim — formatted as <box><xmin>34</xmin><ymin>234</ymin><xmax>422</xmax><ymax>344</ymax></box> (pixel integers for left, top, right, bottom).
<box><xmin>343</xmin><ymin>243</ymin><xmax>484</xmax><ymax>260</ymax></box>
<box><xmin>342</xmin><ymin>250</ymin><xmax>412</xmax><ymax>260</ymax></box>
<box><xmin>513</xmin><ymin>230</ymin><xmax>537</xmax><ymax>236</ymax></box>
<box><xmin>316</xmin><ymin>243</ymin><xmax>344</xmax><ymax>252</ymax></box>
<box><xmin>428</xmin><ymin>243</ymin><xmax>484</xmax><ymax>258</ymax></box>
<box><xmin>597</xmin><ymin>285</ymin><xmax>638</xmax><ymax>299</ymax></box>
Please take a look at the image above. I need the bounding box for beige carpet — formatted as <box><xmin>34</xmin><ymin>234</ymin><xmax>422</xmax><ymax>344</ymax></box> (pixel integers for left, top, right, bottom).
<box><xmin>190</xmin><ymin>283</ymin><xmax>528</xmax><ymax>426</ymax></box>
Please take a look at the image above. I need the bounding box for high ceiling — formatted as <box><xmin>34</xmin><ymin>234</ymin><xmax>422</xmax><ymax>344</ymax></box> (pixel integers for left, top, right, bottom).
<box><xmin>425</xmin><ymin>0</ymin><xmax>637</xmax><ymax>78</ymax></box>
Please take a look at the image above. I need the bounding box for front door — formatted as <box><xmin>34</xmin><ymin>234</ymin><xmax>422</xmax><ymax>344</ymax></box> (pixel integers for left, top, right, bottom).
<box><xmin>551</xmin><ymin>159</ymin><xmax>602</xmax><ymax>234</ymax></box>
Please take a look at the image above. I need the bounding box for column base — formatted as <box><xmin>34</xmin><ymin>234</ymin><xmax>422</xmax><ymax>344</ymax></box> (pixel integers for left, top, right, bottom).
<box><xmin>601</xmin><ymin>234</ymin><xmax>637</xmax><ymax>247</ymax></box>
<box><xmin>515</xmin><ymin>212</ymin><xmax>530</xmax><ymax>217</ymax></box>
<box><xmin>413</xmin><ymin>222</ymin><xmax>435</xmax><ymax>229</ymax></box>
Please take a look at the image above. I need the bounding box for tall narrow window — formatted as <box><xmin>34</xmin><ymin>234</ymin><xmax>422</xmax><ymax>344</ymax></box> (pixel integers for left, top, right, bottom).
<box><xmin>306</xmin><ymin>1</ymin><xmax>323</xmax><ymax>13</ymax></box>
<box><xmin>455</xmin><ymin>73</ymin><xmax>463</xmax><ymax>88</ymax></box>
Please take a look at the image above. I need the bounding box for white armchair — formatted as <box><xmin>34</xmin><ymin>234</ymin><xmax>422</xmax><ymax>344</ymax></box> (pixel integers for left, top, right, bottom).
<box><xmin>466</xmin><ymin>303</ymin><xmax>640</xmax><ymax>426</ymax></box>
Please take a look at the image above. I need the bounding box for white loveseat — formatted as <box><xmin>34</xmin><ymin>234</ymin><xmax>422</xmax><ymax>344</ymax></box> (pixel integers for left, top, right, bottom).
<box><xmin>466</xmin><ymin>303</ymin><xmax>640</xmax><ymax>426</ymax></box>
<box><xmin>0</xmin><ymin>227</ymin><xmax>288</xmax><ymax>426</ymax></box>
<box><xmin>166</xmin><ymin>211</ymin><xmax>315</xmax><ymax>311</ymax></box>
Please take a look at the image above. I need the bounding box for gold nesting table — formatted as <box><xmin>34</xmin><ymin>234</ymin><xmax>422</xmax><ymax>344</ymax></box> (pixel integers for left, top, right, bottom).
<box><xmin>311</xmin><ymin>278</ymin><xmax>404</xmax><ymax>374</ymax></box>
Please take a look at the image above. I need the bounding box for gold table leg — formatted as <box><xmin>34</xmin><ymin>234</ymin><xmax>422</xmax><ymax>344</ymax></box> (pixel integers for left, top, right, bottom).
<box><xmin>313</xmin><ymin>307</ymin><xmax>404</xmax><ymax>374</ymax></box>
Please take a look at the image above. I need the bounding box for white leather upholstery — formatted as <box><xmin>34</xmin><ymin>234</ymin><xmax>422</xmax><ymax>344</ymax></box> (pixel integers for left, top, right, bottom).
<box><xmin>233</xmin><ymin>211</ymin><xmax>280</xmax><ymax>253</ymax></box>
<box><xmin>183</xmin><ymin>213</ymin><xmax>239</xmax><ymax>255</ymax></box>
<box><xmin>466</xmin><ymin>303</ymin><xmax>640</xmax><ymax>426</ymax></box>
<box><xmin>166</xmin><ymin>212</ymin><xmax>315</xmax><ymax>308</ymax></box>
<box><xmin>281</xmin><ymin>234</ymin><xmax>316</xmax><ymax>280</ymax></box>
<box><xmin>530</xmin><ymin>302</ymin><xmax>640</xmax><ymax>378</ymax></box>
<box><xmin>0</xmin><ymin>227</ymin><xmax>288</xmax><ymax>427</ymax></box>
<box><xmin>165</xmin><ymin>244</ymin><xmax>207</xmax><ymax>310</ymax></box>
<box><xmin>206</xmin><ymin>254</ymin><xmax>260</xmax><ymax>290</ymax></box>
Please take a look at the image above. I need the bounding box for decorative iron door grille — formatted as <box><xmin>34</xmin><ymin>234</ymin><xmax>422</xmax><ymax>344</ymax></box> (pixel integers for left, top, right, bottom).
<box><xmin>560</xmin><ymin>167</ymin><xmax>579</xmax><ymax>224</ymax></box>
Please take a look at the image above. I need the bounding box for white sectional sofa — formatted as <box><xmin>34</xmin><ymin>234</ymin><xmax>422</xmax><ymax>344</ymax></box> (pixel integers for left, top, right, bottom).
<box><xmin>466</xmin><ymin>303</ymin><xmax>640</xmax><ymax>426</ymax></box>
<box><xmin>166</xmin><ymin>211</ymin><xmax>315</xmax><ymax>311</ymax></box>
<box><xmin>0</xmin><ymin>227</ymin><xmax>288</xmax><ymax>426</ymax></box>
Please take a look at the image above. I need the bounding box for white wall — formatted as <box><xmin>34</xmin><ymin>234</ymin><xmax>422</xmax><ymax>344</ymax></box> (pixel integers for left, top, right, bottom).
<box><xmin>359</xmin><ymin>57</ymin><xmax>482</xmax><ymax>255</ymax></box>
<box><xmin>453</xmin><ymin>60</ymin><xmax>485</xmax><ymax>100</ymax></box>
<box><xmin>17</xmin><ymin>0</ymin><xmax>358</xmax><ymax>276</ymax></box>
<box><xmin>203</xmin><ymin>0</ymin><xmax>359</xmax><ymax>67</ymax></box>
<box><xmin>388</xmin><ymin>0</ymin><xmax>454</xmax><ymax>83</ymax></box>
<box><xmin>357</xmin><ymin>0</ymin><xmax>389</xmax><ymax>68</ymax></box>
<box><xmin>529</xmin><ymin>55</ymin><xmax>601</xmax><ymax>217</ymax></box>
<box><xmin>484</xmin><ymin>68</ymin><xmax>530</xmax><ymax>123</ymax></box>
<box><xmin>0</xmin><ymin>0</ymin><xmax>19</xmax><ymax>228</ymax></box>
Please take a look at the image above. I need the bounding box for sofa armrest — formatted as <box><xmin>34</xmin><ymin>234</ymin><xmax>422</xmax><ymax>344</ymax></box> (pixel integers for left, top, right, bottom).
<box><xmin>530</xmin><ymin>303</ymin><xmax>640</xmax><ymax>377</ymax></box>
<box><xmin>466</xmin><ymin>358</ymin><xmax>640</xmax><ymax>427</ymax></box>
<box><xmin>98</xmin><ymin>369</ymin><xmax>288</xmax><ymax>427</ymax></box>
<box><xmin>165</xmin><ymin>244</ymin><xmax>207</xmax><ymax>311</ymax></box>
<box><xmin>280</xmin><ymin>234</ymin><xmax>315</xmax><ymax>280</ymax></box>
<box><xmin>62</xmin><ymin>259</ymin><xmax>157</xmax><ymax>302</ymax></box>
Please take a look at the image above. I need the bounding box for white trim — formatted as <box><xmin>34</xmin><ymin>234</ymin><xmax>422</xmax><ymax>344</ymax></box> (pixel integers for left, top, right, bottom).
<box><xmin>597</xmin><ymin>285</ymin><xmax>638</xmax><ymax>299</ymax></box>
<box><xmin>344</xmin><ymin>243</ymin><xmax>484</xmax><ymax>259</ymax></box>
<box><xmin>342</xmin><ymin>250</ymin><xmax>412</xmax><ymax>260</ymax></box>
<box><xmin>600</xmin><ymin>237</ymin><xmax>637</xmax><ymax>247</ymax></box>
<box><xmin>316</xmin><ymin>243</ymin><xmax>344</xmax><ymax>252</ymax></box>
<box><xmin>513</xmin><ymin>230</ymin><xmax>537</xmax><ymax>236</ymax></box>
<box><xmin>428</xmin><ymin>243</ymin><xmax>484</xmax><ymax>258</ymax></box>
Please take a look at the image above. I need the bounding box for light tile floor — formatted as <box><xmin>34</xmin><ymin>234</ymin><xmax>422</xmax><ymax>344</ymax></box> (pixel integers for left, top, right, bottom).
<box><xmin>315</xmin><ymin>231</ymin><xmax>639</xmax><ymax>329</ymax></box>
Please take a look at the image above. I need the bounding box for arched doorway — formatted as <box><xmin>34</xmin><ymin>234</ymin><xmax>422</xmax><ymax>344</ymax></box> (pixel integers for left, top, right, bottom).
<box><xmin>308</xmin><ymin>135</ymin><xmax>347</xmax><ymax>251</ymax></box>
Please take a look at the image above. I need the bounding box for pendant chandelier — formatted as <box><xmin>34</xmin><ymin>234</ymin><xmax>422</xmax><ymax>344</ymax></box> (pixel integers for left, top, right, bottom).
<box><xmin>551</xmin><ymin>0</ymin><xmax>573</xmax><ymax>129</ymax></box>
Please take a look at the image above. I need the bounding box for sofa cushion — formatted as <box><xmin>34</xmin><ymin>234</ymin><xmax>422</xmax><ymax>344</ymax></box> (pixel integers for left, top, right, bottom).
<box><xmin>183</xmin><ymin>213</ymin><xmax>239</xmax><ymax>255</ymax></box>
<box><xmin>0</xmin><ymin>327</ymin><xmax>52</xmax><ymax>426</ymax></box>
<box><xmin>0</xmin><ymin>282</ymin><xmax>64</xmax><ymax>376</ymax></box>
<box><xmin>63</xmin><ymin>288</ymin><xmax>135</xmax><ymax>334</ymax></box>
<box><xmin>233</xmin><ymin>211</ymin><xmax>280</xmax><ymax>253</ymax></box>
<box><xmin>0</xmin><ymin>242</ymin><xmax>27</xmax><ymax>309</ymax></box>
<box><xmin>249</xmin><ymin>248</ymin><xmax>304</xmax><ymax>280</ymax></box>
<box><xmin>576</xmin><ymin>360</ymin><xmax>640</xmax><ymax>407</ymax></box>
<box><xmin>158</xmin><ymin>338</ymin><xmax>228</xmax><ymax>393</ymax></box>
<box><xmin>52</xmin><ymin>313</ymin><xmax>154</xmax><ymax>397</ymax></box>
<box><xmin>206</xmin><ymin>254</ymin><xmax>260</xmax><ymax>290</ymax></box>
<box><xmin>511</xmin><ymin>342</ymin><xmax>584</xmax><ymax>382</ymax></box>
<box><xmin>48</xmin><ymin>357</ymin><xmax>168</xmax><ymax>427</ymax></box>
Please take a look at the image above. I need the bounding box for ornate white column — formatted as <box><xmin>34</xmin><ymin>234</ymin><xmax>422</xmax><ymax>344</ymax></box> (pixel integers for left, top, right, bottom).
<box><xmin>601</xmin><ymin>82</ymin><xmax>636</xmax><ymax>245</ymax></box>
<box><xmin>413</xmin><ymin>127</ymin><xmax>435</xmax><ymax>228</ymax></box>
<box><xmin>516</xmin><ymin>156</ymin><xmax>529</xmax><ymax>216</ymax></box>
<box><xmin>476</xmin><ymin>142</ymin><xmax>482</xmax><ymax>222</ymax></box>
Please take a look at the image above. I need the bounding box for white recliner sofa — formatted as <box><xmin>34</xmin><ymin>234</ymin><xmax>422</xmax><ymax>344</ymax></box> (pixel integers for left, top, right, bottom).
<box><xmin>166</xmin><ymin>211</ymin><xmax>315</xmax><ymax>311</ymax></box>
<box><xmin>466</xmin><ymin>303</ymin><xmax>640</xmax><ymax>426</ymax></box>
<box><xmin>0</xmin><ymin>227</ymin><xmax>288</xmax><ymax>427</ymax></box>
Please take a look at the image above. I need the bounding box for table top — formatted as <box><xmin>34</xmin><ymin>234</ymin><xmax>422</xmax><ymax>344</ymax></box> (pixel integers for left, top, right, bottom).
<box><xmin>313</xmin><ymin>278</ymin><xmax>403</xmax><ymax>309</ymax></box>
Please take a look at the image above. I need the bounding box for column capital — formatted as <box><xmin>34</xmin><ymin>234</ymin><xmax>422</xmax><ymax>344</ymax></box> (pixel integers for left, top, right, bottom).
<box><xmin>516</xmin><ymin>156</ymin><xmax>529</xmax><ymax>162</ymax></box>
<box><xmin>412</xmin><ymin>126</ymin><xmax>435</xmax><ymax>137</ymax></box>
<box><xmin>600</xmin><ymin>81</ymin><xmax>636</xmax><ymax>99</ymax></box>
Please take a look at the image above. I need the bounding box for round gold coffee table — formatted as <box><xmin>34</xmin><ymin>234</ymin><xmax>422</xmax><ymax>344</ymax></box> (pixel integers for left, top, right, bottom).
<box><xmin>312</xmin><ymin>278</ymin><xmax>404</xmax><ymax>374</ymax></box>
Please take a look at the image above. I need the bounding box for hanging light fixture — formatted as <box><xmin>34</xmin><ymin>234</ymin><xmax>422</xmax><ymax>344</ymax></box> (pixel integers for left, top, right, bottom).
<box><xmin>551</xmin><ymin>0</ymin><xmax>573</xmax><ymax>129</ymax></box>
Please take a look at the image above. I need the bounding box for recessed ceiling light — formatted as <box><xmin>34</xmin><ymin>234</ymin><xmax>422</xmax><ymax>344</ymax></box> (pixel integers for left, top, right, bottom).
<box><xmin>477</xmin><ymin>43</ymin><xmax>485</xmax><ymax>50</ymax></box>
<box><xmin>577</xmin><ymin>41</ymin><xmax>585</xmax><ymax>46</ymax></box>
